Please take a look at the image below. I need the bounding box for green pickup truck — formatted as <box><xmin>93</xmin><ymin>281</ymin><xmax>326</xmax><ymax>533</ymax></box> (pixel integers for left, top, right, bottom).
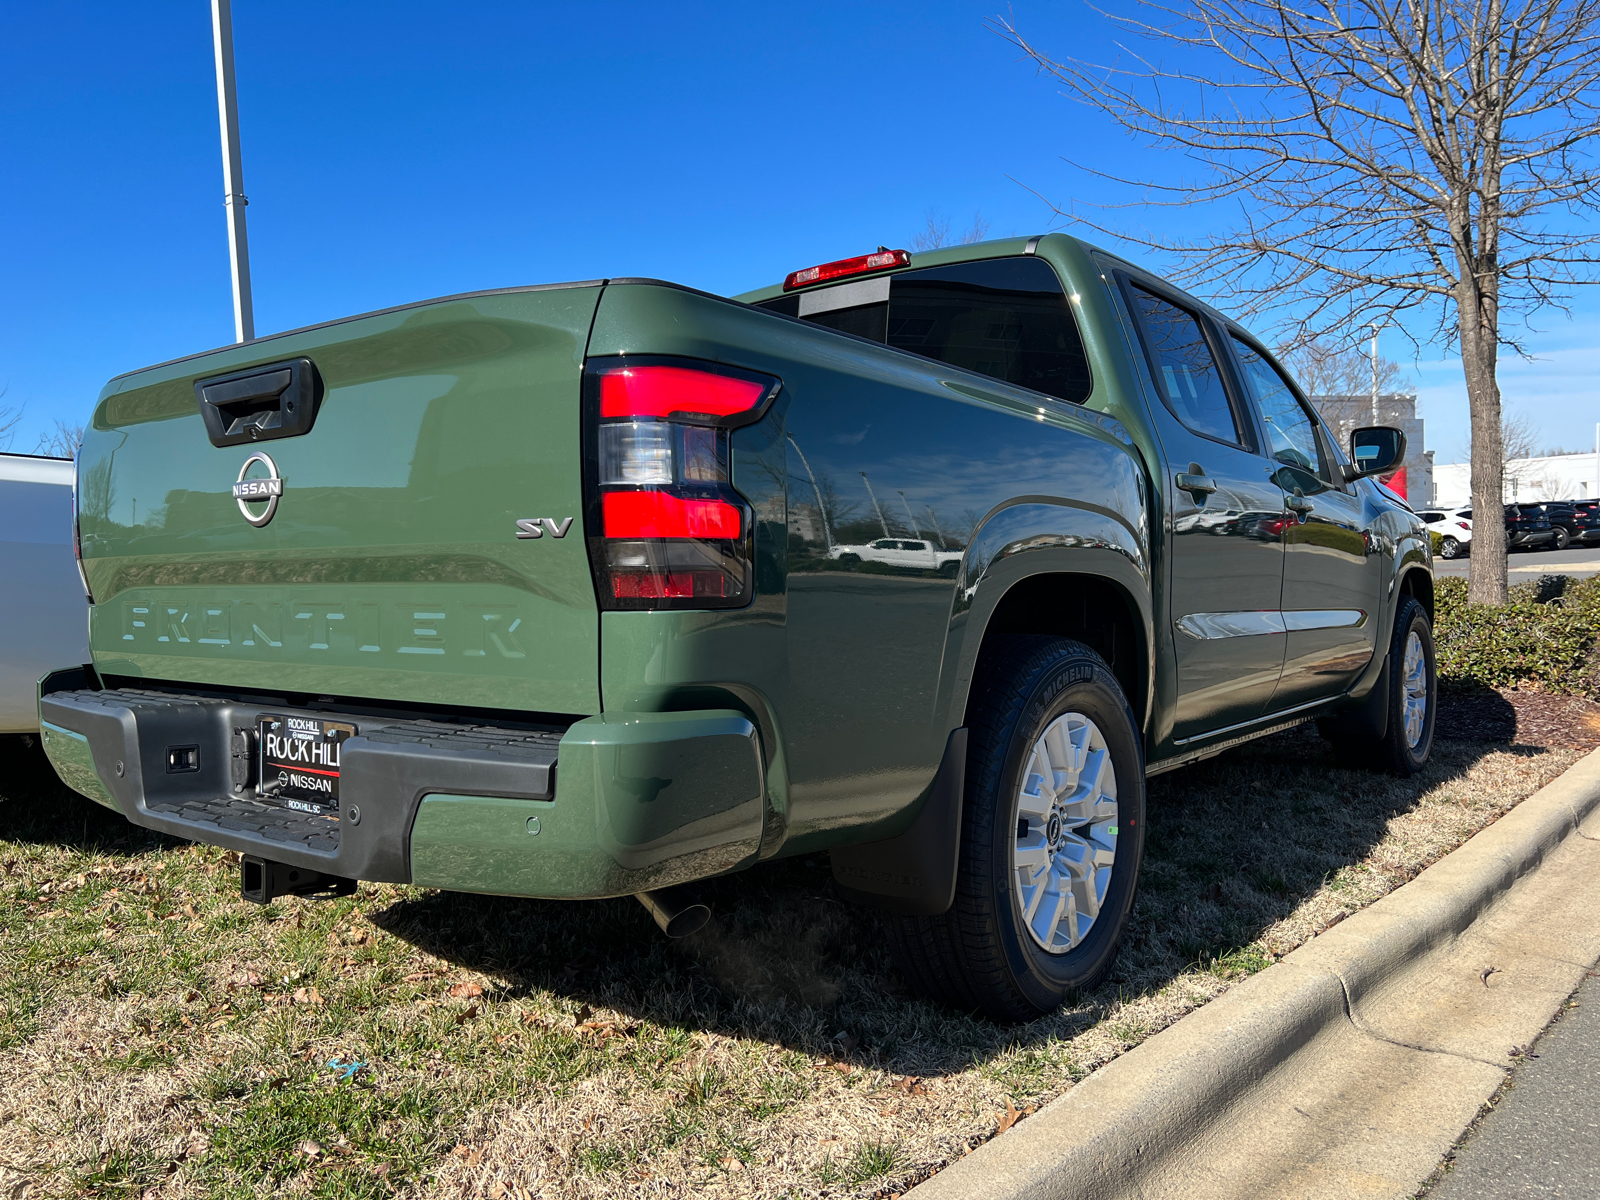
<box><xmin>38</xmin><ymin>234</ymin><xmax>1434</xmax><ymax>1020</ymax></box>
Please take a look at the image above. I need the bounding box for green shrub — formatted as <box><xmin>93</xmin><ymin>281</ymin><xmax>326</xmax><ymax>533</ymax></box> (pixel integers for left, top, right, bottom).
<box><xmin>1433</xmin><ymin>573</ymin><xmax>1600</xmax><ymax>695</ymax></box>
<box><xmin>1430</xmin><ymin>529</ymin><xmax>1444</xmax><ymax>556</ymax></box>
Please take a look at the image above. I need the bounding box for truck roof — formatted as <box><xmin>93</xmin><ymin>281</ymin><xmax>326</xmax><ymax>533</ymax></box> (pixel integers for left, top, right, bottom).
<box><xmin>733</xmin><ymin>233</ymin><xmax>1071</xmax><ymax>306</ymax></box>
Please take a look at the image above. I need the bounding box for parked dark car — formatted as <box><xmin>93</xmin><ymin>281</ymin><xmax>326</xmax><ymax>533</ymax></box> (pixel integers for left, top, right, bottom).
<box><xmin>1506</xmin><ymin>504</ymin><xmax>1555</xmax><ymax>550</ymax></box>
<box><xmin>1543</xmin><ymin>501</ymin><xmax>1600</xmax><ymax>549</ymax></box>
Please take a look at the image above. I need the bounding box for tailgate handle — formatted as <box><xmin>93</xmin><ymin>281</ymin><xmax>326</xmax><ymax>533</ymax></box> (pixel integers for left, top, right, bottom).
<box><xmin>194</xmin><ymin>357</ymin><xmax>322</xmax><ymax>447</ymax></box>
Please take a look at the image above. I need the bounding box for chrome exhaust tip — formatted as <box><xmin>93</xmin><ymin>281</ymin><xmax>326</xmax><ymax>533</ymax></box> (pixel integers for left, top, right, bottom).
<box><xmin>634</xmin><ymin>887</ymin><xmax>710</xmax><ymax>938</ymax></box>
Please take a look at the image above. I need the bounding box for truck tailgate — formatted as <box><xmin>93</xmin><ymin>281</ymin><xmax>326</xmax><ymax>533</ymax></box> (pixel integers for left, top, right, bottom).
<box><xmin>79</xmin><ymin>285</ymin><xmax>603</xmax><ymax>716</ymax></box>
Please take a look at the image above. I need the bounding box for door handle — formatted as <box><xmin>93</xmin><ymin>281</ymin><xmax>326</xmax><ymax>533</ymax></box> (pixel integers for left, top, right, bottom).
<box><xmin>1176</xmin><ymin>464</ymin><xmax>1217</xmax><ymax>501</ymax></box>
<box><xmin>1285</xmin><ymin>489</ymin><xmax>1314</xmax><ymax>522</ymax></box>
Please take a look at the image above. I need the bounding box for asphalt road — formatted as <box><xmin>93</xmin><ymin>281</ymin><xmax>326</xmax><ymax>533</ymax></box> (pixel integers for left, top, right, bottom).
<box><xmin>1427</xmin><ymin>969</ymin><xmax>1600</xmax><ymax>1198</ymax></box>
<box><xmin>1434</xmin><ymin>545</ymin><xmax>1600</xmax><ymax>579</ymax></box>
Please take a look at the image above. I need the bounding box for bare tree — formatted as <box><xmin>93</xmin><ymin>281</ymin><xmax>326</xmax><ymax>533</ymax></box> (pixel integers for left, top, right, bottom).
<box><xmin>34</xmin><ymin>420</ymin><xmax>83</xmax><ymax>459</ymax></box>
<box><xmin>1500</xmin><ymin>409</ymin><xmax>1541</xmax><ymax>462</ymax></box>
<box><xmin>1279</xmin><ymin>337</ymin><xmax>1403</xmax><ymax>399</ymax></box>
<box><xmin>0</xmin><ymin>389</ymin><xmax>18</xmax><ymax>451</ymax></box>
<box><xmin>1002</xmin><ymin>1</ymin><xmax>1600</xmax><ymax>604</ymax></box>
<box><xmin>1280</xmin><ymin>337</ymin><xmax>1410</xmax><ymax>448</ymax></box>
<box><xmin>911</xmin><ymin>210</ymin><xmax>992</xmax><ymax>251</ymax></box>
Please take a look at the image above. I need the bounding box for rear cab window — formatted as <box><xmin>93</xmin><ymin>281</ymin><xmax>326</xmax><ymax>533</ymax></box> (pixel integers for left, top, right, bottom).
<box><xmin>758</xmin><ymin>256</ymin><xmax>1093</xmax><ymax>404</ymax></box>
<box><xmin>1124</xmin><ymin>286</ymin><xmax>1245</xmax><ymax>446</ymax></box>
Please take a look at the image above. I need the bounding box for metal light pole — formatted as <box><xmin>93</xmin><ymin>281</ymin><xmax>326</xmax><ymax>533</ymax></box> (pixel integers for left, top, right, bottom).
<box><xmin>1369</xmin><ymin>323</ymin><xmax>1380</xmax><ymax>426</ymax></box>
<box><xmin>860</xmin><ymin>472</ymin><xmax>892</xmax><ymax>540</ymax></box>
<box><xmin>211</xmin><ymin>0</ymin><xmax>255</xmax><ymax>342</ymax></box>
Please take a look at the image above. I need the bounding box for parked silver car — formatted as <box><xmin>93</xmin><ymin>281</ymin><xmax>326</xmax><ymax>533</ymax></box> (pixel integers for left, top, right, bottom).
<box><xmin>1</xmin><ymin>452</ymin><xmax>89</xmax><ymax>731</ymax></box>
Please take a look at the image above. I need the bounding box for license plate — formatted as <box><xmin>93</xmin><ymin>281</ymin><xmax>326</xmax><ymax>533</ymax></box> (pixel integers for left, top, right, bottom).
<box><xmin>257</xmin><ymin>716</ymin><xmax>356</xmax><ymax>815</ymax></box>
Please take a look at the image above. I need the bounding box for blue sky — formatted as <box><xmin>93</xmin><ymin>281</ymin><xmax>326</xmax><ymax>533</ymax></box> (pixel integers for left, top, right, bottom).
<box><xmin>2</xmin><ymin>1</ymin><xmax>1595</xmax><ymax>465</ymax></box>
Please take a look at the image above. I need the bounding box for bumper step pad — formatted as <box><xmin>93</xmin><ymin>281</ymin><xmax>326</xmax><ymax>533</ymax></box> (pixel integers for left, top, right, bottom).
<box><xmin>148</xmin><ymin>795</ymin><xmax>340</xmax><ymax>853</ymax></box>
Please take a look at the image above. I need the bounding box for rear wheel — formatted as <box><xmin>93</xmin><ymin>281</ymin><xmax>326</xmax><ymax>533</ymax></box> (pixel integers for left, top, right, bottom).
<box><xmin>1552</xmin><ymin>527</ymin><xmax>1571</xmax><ymax>550</ymax></box>
<box><xmin>1440</xmin><ymin>536</ymin><xmax>1461</xmax><ymax>559</ymax></box>
<box><xmin>883</xmin><ymin>637</ymin><xmax>1145</xmax><ymax>1021</ymax></box>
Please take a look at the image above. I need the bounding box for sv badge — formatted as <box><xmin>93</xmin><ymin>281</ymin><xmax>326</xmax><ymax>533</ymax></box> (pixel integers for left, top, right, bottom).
<box><xmin>515</xmin><ymin>517</ymin><xmax>574</xmax><ymax>540</ymax></box>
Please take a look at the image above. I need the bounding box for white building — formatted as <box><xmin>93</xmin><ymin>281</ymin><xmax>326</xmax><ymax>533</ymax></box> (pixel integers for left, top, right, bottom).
<box><xmin>1432</xmin><ymin>450</ymin><xmax>1600</xmax><ymax>508</ymax></box>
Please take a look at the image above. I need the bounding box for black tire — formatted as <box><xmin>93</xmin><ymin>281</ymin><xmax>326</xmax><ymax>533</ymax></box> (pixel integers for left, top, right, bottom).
<box><xmin>884</xmin><ymin>637</ymin><xmax>1146</xmax><ymax>1022</ymax></box>
<box><xmin>1440</xmin><ymin>536</ymin><xmax>1461</xmax><ymax>559</ymax></box>
<box><xmin>1552</xmin><ymin>528</ymin><xmax>1571</xmax><ymax>550</ymax></box>
<box><xmin>1329</xmin><ymin>596</ymin><xmax>1436</xmax><ymax>776</ymax></box>
<box><xmin>836</xmin><ymin>553</ymin><xmax>860</xmax><ymax>568</ymax></box>
<box><xmin>938</xmin><ymin>559</ymin><xmax>961</xmax><ymax>578</ymax></box>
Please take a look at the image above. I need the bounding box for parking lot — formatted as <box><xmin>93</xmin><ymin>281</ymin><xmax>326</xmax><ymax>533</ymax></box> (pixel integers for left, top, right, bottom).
<box><xmin>1434</xmin><ymin>545</ymin><xmax>1600</xmax><ymax>579</ymax></box>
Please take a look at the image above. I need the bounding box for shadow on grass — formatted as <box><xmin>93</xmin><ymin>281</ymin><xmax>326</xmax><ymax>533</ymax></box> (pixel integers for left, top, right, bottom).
<box><xmin>0</xmin><ymin>735</ymin><xmax>183</xmax><ymax>859</ymax></box>
<box><xmin>0</xmin><ymin>720</ymin><xmax>1523</xmax><ymax>1084</ymax></box>
<box><xmin>365</xmin><ymin>723</ymin><xmax>1514</xmax><ymax>1081</ymax></box>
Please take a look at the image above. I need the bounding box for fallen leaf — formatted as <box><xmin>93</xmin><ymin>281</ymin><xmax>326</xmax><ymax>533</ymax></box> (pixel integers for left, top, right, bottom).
<box><xmin>455</xmin><ymin>1003</ymin><xmax>480</xmax><ymax>1024</ymax></box>
<box><xmin>995</xmin><ymin>1098</ymin><xmax>1030</xmax><ymax>1136</ymax></box>
<box><xmin>404</xmin><ymin>971</ymin><xmax>439</xmax><ymax>982</ymax></box>
<box><xmin>448</xmin><ymin>982</ymin><xmax>484</xmax><ymax>999</ymax></box>
<box><xmin>720</xmin><ymin>1156</ymin><xmax>744</xmax><ymax>1173</ymax></box>
<box><xmin>297</xmin><ymin>1139</ymin><xmax>323</xmax><ymax>1158</ymax></box>
<box><xmin>292</xmin><ymin>987</ymin><xmax>325</xmax><ymax>1006</ymax></box>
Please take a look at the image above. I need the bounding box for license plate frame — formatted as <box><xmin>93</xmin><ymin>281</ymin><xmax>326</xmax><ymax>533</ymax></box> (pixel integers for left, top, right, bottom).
<box><xmin>256</xmin><ymin>715</ymin><xmax>356</xmax><ymax>815</ymax></box>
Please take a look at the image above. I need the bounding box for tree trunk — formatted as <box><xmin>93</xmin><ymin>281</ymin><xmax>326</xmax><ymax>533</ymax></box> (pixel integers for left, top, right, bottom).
<box><xmin>1460</xmin><ymin>280</ymin><xmax>1508</xmax><ymax>606</ymax></box>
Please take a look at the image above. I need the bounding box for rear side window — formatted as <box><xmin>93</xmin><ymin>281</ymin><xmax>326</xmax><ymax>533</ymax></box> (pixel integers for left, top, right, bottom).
<box><xmin>1128</xmin><ymin>286</ymin><xmax>1242</xmax><ymax>445</ymax></box>
<box><xmin>886</xmin><ymin>257</ymin><xmax>1093</xmax><ymax>403</ymax></box>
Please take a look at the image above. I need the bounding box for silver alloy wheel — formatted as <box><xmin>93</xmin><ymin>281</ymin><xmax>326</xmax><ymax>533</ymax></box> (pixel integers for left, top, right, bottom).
<box><xmin>1402</xmin><ymin>629</ymin><xmax>1429</xmax><ymax>748</ymax></box>
<box><xmin>1011</xmin><ymin>712</ymin><xmax>1118</xmax><ymax>954</ymax></box>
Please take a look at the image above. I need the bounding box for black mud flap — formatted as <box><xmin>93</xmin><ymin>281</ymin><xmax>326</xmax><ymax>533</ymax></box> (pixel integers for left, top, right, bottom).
<box><xmin>1318</xmin><ymin>654</ymin><xmax>1391</xmax><ymax>743</ymax></box>
<box><xmin>830</xmin><ymin>728</ymin><xmax>966</xmax><ymax>916</ymax></box>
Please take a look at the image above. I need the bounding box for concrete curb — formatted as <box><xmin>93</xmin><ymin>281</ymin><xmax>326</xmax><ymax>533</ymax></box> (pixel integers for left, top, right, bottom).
<box><xmin>910</xmin><ymin>747</ymin><xmax>1600</xmax><ymax>1200</ymax></box>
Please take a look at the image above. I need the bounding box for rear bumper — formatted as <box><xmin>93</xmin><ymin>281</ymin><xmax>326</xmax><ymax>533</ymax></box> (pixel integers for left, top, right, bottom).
<box><xmin>1509</xmin><ymin>530</ymin><xmax>1554</xmax><ymax>547</ymax></box>
<box><xmin>37</xmin><ymin>679</ymin><xmax>765</xmax><ymax>899</ymax></box>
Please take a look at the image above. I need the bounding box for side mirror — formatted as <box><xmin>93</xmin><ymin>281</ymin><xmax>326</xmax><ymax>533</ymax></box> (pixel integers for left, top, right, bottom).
<box><xmin>1345</xmin><ymin>426</ymin><xmax>1407</xmax><ymax>480</ymax></box>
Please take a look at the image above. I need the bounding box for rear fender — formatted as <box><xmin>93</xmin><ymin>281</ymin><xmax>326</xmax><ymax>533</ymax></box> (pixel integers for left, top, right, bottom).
<box><xmin>935</xmin><ymin>500</ymin><xmax>1154</xmax><ymax>736</ymax></box>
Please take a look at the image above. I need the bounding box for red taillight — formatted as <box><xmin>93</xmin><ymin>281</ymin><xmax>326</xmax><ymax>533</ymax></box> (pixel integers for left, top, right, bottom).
<box><xmin>584</xmin><ymin>357</ymin><xmax>777</xmax><ymax>611</ymax></box>
<box><xmin>1457</xmin><ymin>521</ymin><xmax>1471</xmax><ymax>531</ymax></box>
<box><xmin>783</xmin><ymin>248</ymin><xmax>911</xmax><ymax>292</ymax></box>
<box><xmin>600</xmin><ymin>366</ymin><xmax>767</xmax><ymax>421</ymax></box>
<box><xmin>602</xmin><ymin>491</ymin><xmax>742</xmax><ymax>540</ymax></box>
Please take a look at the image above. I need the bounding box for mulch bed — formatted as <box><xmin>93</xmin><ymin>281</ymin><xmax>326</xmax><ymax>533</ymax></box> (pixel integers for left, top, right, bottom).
<box><xmin>1439</xmin><ymin>688</ymin><xmax>1600</xmax><ymax>751</ymax></box>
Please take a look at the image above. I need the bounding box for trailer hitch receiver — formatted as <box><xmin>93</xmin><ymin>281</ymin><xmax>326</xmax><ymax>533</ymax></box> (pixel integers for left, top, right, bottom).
<box><xmin>241</xmin><ymin>855</ymin><xmax>356</xmax><ymax>904</ymax></box>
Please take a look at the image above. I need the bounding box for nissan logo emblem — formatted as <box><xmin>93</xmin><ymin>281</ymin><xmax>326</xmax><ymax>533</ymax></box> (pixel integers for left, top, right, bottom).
<box><xmin>232</xmin><ymin>451</ymin><xmax>284</xmax><ymax>527</ymax></box>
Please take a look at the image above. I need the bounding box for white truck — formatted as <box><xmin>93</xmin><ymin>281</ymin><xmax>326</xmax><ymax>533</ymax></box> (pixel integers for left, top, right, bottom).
<box><xmin>828</xmin><ymin>537</ymin><xmax>964</xmax><ymax>575</ymax></box>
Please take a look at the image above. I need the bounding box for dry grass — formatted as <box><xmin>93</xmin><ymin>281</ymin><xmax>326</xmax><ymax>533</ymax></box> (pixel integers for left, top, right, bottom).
<box><xmin>0</xmin><ymin>722</ymin><xmax>1585</xmax><ymax>1200</ymax></box>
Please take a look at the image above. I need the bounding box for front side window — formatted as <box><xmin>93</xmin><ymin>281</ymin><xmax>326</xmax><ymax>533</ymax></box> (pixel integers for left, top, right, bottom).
<box><xmin>886</xmin><ymin>257</ymin><xmax>1093</xmax><ymax>403</ymax></box>
<box><xmin>1230</xmin><ymin>336</ymin><xmax>1328</xmax><ymax>482</ymax></box>
<box><xmin>1129</xmin><ymin>286</ymin><xmax>1242</xmax><ymax>445</ymax></box>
